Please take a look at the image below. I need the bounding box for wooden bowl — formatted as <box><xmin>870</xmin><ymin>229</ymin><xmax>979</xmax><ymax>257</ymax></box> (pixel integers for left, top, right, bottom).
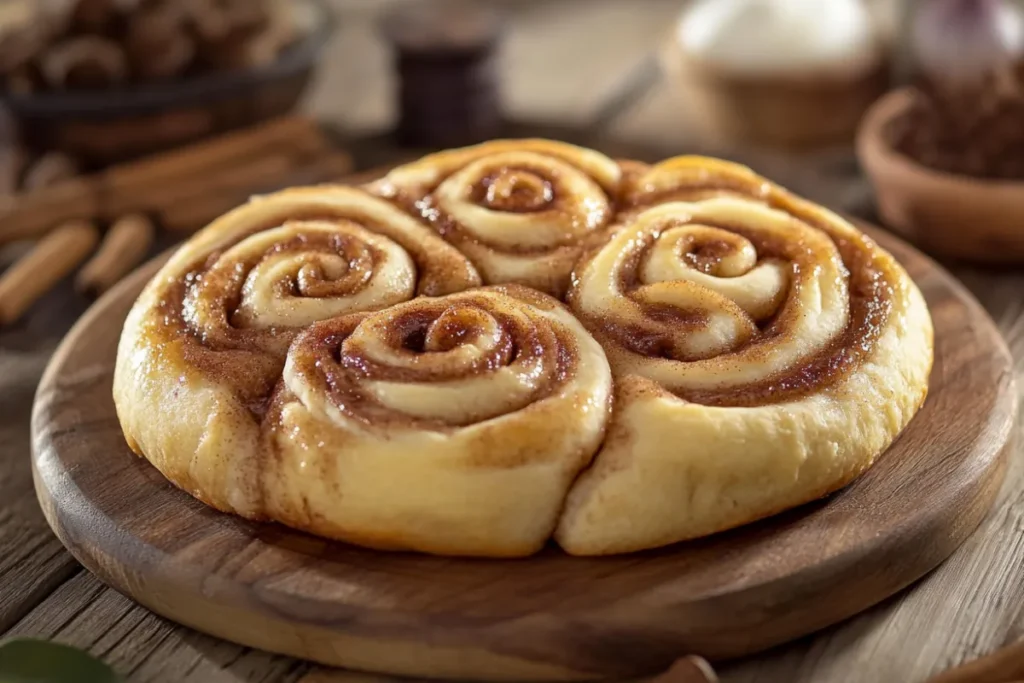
<box><xmin>0</xmin><ymin>0</ymin><xmax>332</xmax><ymax>167</ymax></box>
<box><xmin>661</xmin><ymin>36</ymin><xmax>890</xmax><ymax>151</ymax></box>
<box><xmin>857</xmin><ymin>88</ymin><xmax>1024</xmax><ymax>263</ymax></box>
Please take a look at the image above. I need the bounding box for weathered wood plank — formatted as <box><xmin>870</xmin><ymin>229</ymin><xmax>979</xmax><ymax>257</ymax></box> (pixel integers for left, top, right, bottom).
<box><xmin>0</xmin><ymin>347</ymin><xmax>80</xmax><ymax>633</ymax></box>
<box><xmin>6</xmin><ymin>571</ymin><xmax>309</xmax><ymax>683</ymax></box>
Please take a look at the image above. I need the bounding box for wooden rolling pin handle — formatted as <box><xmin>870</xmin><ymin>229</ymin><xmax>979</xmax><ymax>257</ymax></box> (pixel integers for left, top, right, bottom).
<box><xmin>0</xmin><ymin>219</ymin><xmax>99</xmax><ymax>325</ymax></box>
<box><xmin>76</xmin><ymin>213</ymin><xmax>156</xmax><ymax>296</ymax></box>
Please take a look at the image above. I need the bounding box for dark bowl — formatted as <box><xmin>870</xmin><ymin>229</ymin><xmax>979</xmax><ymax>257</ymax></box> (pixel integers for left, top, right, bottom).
<box><xmin>0</xmin><ymin>0</ymin><xmax>333</xmax><ymax>166</ymax></box>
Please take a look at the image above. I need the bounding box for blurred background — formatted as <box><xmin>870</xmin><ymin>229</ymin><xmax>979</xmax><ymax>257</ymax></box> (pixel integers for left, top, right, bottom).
<box><xmin>2</xmin><ymin>0</ymin><xmax>1024</xmax><ymax>325</ymax></box>
<box><xmin>313</xmin><ymin>0</ymin><xmax>905</xmax><ymax>146</ymax></box>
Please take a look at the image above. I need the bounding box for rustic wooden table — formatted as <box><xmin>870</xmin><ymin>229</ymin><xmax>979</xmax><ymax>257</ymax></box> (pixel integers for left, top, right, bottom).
<box><xmin>2</xmin><ymin>1</ymin><xmax>1023</xmax><ymax>682</ymax></box>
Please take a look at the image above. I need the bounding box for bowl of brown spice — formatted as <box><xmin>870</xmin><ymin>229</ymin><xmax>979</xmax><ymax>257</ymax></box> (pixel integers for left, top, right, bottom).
<box><xmin>857</xmin><ymin>0</ymin><xmax>1024</xmax><ymax>264</ymax></box>
<box><xmin>858</xmin><ymin>87</ymin><xmax>1024</xmax><ymax>264</ymax></box>
<box><xmin>0</xmin><ymin>0</ymin><xmax>332</xmax><ymax>166</ymax></box>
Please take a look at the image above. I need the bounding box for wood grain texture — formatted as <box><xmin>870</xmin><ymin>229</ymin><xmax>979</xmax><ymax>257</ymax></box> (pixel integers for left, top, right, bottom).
<box><xmin>29</xmin><ymin>226</ymin><xmax>1016</xmax><ymax>681</ymax></box>
<box><xmin>0</xmin><ymin>345</ymin><xmax>79</xmax><ymax>633</ymax></box>
<box><xmin>716</xmin><ymin>267</ymin><xmax>1024</xmax><ymax>683</ymax></box>
<box><xmin>4</xmin><ymin>570</ymin><xmax>310</xmax><ymax>683</ymax></box>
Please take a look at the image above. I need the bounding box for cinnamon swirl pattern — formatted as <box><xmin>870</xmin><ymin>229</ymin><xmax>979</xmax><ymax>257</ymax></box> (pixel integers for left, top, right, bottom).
<box><xmin>114</xmin><ymin>185</ymin><xmax>481</xmax><ymax>516</ymax></box>
<box><xmin>263</xmin><ymin>287</ymin><xmax>611</xmax><ymax>556</ymax></box>
<box><xmin>557</xmin><ymin>157</ymin><xmax>933</xmax><ymax>554</ymax></box>
<box><xmin>366</xmin><ymin>139</ymin><xmax>621</xmax><ymax>297</ymax></box>
<box><xmin>115</xmin><ymin>143</ymin><xmax>933</xmax><ymax>557</ymax></box>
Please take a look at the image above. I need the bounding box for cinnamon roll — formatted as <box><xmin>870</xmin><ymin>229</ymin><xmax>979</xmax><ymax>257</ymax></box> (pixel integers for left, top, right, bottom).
<box><xmin>113</xmin><ymin>185</ymin><xmax>481</xmax><ymax>516</ymax></box>
<box><xmin>366</xmin><ymin>139</ymin><xmax>621</xmax><ymax>297</ymax></box>
<box><xmin>263</xmin><ymin>286</ymin><xmax>612</xmax><ymax>556</ymax></box>
<box><xmin>114</xmin><ymin>143</ymin><xmax>933</xmax><ymax>558</ymax></box>
<box><xmin>556</xmin><ymin>156</ymin><xmax>933</xmax><ymax>555</ymax></box>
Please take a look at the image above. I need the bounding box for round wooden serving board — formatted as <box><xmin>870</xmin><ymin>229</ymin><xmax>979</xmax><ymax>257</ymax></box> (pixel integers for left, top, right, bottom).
<box><xmin>31</xmin><ymin>226</ymin><xmax>1017</xmax><ymax>682</ymax></box>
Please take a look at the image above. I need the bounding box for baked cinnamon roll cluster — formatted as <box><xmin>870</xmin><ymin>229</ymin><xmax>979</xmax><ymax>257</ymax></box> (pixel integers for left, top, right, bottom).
<box><xmin>114</xmin><ymin>140</ymin><xmax>933</xmax><ymax>556</ymax></box>
<box><xmin>367</xmin><ymin>140</ymin><xmax>622</xmax><ymax>297</ymax></box>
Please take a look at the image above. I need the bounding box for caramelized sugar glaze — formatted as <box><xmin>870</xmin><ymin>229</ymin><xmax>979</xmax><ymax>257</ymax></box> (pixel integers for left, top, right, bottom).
<box><xmin>571</xmin><ymin>156</ymin><xmax>897</xmax><ymax>407</ymax></box>
<box><xmin>146</xmin><ymin>187</ymin><xmax>481</xmax><ymax>415</ymax></box>
<box><xmin>365</xmin><ymin>143</ymin><xmax>899</xmax><ymax>407</ymax></box>
<box><xmin>281</xmin><ymin>287</ymin><xmax>583</xmax><ymax>431</ymax></box>
<box><xmin>366</xmin><ymin>140</ymin><xmax>621</xmax><ymax>297</ymax></box>
<box><xmin>114</xmin><ymin>140</ymin><xmax>932</xmax><ymax>556</ymax></box>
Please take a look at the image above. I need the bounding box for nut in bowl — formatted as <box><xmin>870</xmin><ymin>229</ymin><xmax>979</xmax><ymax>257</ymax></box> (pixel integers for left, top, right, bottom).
<box><xmin>858</xmin><ymin>87</ymin><xmax>1024</xmax><ymax>264</ymax></box>
<box><xmin>0</xmin><ymin>0</ymin><xmax>332</xmax><ymax>165</ymax></box>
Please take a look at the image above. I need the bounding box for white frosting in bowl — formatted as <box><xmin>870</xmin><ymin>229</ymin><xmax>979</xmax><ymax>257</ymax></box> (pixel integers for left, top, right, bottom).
<box><xmin>677</xmin><ymin>0</ymin><xmax>881</xmax><ymax>76</ymax></box>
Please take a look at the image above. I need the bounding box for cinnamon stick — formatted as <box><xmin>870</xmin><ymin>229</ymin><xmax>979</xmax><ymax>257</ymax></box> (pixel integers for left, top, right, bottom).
<box><xmin>0</xmin><ymin>116</ymin><xmax>330</xmax><ymax>246</ymax></box>
<box><xmin>0</xmin><ymin>219</ymin><xmax>99</xmax><ymax>325</ymax></box>
<box><xmin>76</xmin><ymin>213</ymin><xmax>155</xmax><ymax>296</ymax></box>
<box><xmin>0</xmin><ymin>178</ymin><xmax>99</xmax><ymax>246</ymax></box>
<box><xmin>102</xmin><ymin>115</ymin><xmax>328</xmax><ymax>210</ymax></box>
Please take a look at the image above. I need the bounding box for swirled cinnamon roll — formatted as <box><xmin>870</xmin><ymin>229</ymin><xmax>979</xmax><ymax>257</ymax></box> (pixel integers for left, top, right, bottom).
<box><xmin>366</xmin><ymin>139</ymin><xmax>622</xmax><ymax>297</ymax></box>
<box><xmin>556</xmin><ymin>156</ymin><xmax>933</xmax><ymax>555</ymax></box>
<box><xmin>263</xmin><ymin>286</ymin><xmax>612</xmax><ymax>556</ymax></box>
<box><xmin>114</xmin><ymin>143</ymin><xmax>933</xmax><ymax>558</ymax></box>
<box><xmin>113</xmin><ymin>186</ymin><xmax>481</xmax><ymax>516</ymax></box>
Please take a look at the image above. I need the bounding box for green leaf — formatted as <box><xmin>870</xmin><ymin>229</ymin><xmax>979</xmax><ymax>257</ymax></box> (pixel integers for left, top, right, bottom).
<box><xmin>0</xmin><ymin>639</ymin><xmax>121</xmax><ymax>683</ymax></box>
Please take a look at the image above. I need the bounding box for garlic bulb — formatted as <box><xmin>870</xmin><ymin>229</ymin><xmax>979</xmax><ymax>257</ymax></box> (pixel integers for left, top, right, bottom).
<box><xmin>910</xmin><ymin>0</ymin><xmax>1024</xmax><ymax>88</ymax></box>
<box><xmin>677</xmin><ymin>0</ymin><xmax>880</xmax><ymax>76</ymax></box>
